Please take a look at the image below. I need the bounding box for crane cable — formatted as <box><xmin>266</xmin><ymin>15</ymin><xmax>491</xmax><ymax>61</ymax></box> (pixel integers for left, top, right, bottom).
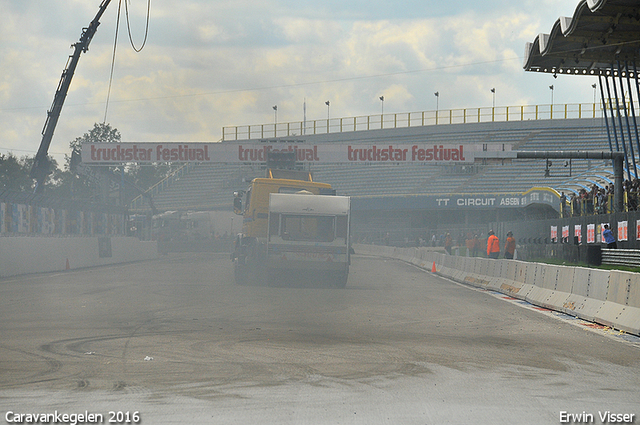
<box><xmin>103</xmin><ymin>0</ymin><xmax>150</xmax><ymax>123</ymax></box>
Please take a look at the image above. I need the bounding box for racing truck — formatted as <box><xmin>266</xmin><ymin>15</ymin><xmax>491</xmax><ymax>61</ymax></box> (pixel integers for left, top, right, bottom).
<box><xmin>231</xmin><ymin>167</ymin><xmax>351</xmax><ymax>287</ymax></box>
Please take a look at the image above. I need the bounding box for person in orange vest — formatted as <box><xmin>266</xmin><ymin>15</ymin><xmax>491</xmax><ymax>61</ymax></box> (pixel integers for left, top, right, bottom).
<box><xmin>504</xmin><ymin>231</ymin><xmax>516</xmax><ymax>259</ymax></box>
<box><xmin>444</xmin><ymin>233</ymin><xmax>453</xmax><ymax>255</ymax></box>
<box><xmin>465</xmin><ymin>232</ymin><xmax>475</xmax><ymax>257</ymax></box>
<box><xmin>487</xmin><ymin>230</ymin><xmax>500</xmax><ymax>259</ymax></box>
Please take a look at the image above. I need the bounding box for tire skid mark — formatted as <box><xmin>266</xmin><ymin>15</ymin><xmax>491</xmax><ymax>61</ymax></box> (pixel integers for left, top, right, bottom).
<box><xmin>0</xmin><ymin>344</ymin><xmax>78</xmax><ymax>389</ymax></box>
<box><xmin>39</xmin><ymin>329</ymin><xmax>187</xmax><ymax>358</ymax></box>
<box><xmin>0</xmin><ymin>328</ymin><xmax>188</xmax><ymax>389</ymax></box>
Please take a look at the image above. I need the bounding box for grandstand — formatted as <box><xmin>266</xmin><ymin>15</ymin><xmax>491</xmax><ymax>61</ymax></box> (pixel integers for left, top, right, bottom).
<box><xmin>92</xmin><ymin>0</ymin><xmax>640</xmax><ymax>250</ymax></box>
<box><xmin>143</xmin><ymin>116</ymin><xmax>616</xmax><ymax>212</ymax></box>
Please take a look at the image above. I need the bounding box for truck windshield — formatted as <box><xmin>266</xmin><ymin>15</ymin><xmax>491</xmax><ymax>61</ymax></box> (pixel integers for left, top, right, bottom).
<box><xmin>281</xmin><ymin>215</ymin><xmax>334</xmax><ymax>242</ymax></box>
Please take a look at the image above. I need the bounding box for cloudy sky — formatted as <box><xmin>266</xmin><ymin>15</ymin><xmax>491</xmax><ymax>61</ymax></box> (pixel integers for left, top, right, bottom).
<box><xmin>1</xmin><ymin>0</ymin><xmax>597</xmax><ymax>164</ymax></box>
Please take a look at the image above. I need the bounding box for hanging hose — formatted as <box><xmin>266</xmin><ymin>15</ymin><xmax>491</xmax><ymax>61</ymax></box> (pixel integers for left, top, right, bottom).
<box><xmin>103</xmin><ymin>0</ymin><xmax>151</xmax><ymax>122</ymax></box>
<box><xmin>124</xmin><ymin>0</ymin><xmax>151</xmax><ymax>52</ymax></box>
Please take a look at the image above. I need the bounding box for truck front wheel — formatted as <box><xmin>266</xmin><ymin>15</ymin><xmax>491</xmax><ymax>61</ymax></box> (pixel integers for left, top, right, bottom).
<box><xmin>332</xmin><ymin>272</ymin><xmax>348</xmax><ymax>289</ymax></box>
<box><xmin>234</xmin><ymin>258</ymin><xmax>249</xmax><ymax>285</ymax></box>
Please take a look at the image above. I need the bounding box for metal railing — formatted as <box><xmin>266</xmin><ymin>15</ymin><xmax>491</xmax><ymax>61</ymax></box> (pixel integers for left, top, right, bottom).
<box><xmin>129</xmin><ymin>163</ymin><xmax>194</xmax><ymax>211</ymax></box>
<box><xmin>602</xmin><ymin>248</ymin><xmax>640</xmax><ymax>267</ymax></box>
<box><xmin>222</xmin><ymin>102</ymin><xmax>622</xmax><ymax>140</ymax></box>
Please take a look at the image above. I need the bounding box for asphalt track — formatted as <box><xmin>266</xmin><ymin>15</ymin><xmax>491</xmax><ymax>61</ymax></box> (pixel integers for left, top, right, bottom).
<box><xmin>0</xmin><ymin>252</ymin><xmax>638</xmax><ymax>424</ymax></box>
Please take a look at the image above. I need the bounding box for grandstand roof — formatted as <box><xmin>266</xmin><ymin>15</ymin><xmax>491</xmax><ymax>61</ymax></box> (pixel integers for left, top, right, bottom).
<box><xmin>524</xmin><ymin>0</ymin><xmax>640</xmax><ymax>75</ymax></box>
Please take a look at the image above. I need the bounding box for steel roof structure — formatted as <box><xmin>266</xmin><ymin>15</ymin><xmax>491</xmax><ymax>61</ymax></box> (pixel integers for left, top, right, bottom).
<box><xmin>524</xmin><ymin>0</ymin><xmax>640</xmax><ymax>187</ymax></box>
<box><xmin>524</xmin><ymin>0</ymin><xmax>640</xmax><ymax>75</ymax></box>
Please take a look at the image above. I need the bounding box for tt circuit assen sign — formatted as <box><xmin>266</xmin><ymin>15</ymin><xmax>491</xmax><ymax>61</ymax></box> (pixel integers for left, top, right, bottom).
<box><xmin>433</xmin><ymin>189</ymin><xmax>559</xmax><ymax>209</ymax></box>
<box><xmin>81</xmin><ymin>141</ymin><xmax>509</xmax><ymax>165</ymax></box>
<box><xmin>353</xmin><ymin>188</ymin><xmax>561</xmax><ymax>213</ymax></box>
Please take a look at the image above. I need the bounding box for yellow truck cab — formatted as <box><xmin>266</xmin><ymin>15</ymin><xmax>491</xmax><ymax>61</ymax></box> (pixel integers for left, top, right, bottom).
<box><xmin>231</xmin><ymin>166</ymin><xmax>349</xmax><ymax>287</ymax></box>
<box><xmin>237</xmin><ymin>169</ymin><xmax>333</xmax><ymax>239</ymax></box>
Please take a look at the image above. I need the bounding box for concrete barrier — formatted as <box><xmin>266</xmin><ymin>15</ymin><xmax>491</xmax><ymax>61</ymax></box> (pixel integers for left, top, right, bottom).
<box><xmin>483</xmin><ymin>259</ymin><xmax>499</xmax><ymax>291</ymax></box>
<box><xmin>613</xmin><ymin>273</ymin><xmax>640</xmax><ymax>335</ymax></box>
<box><xmin>440</xmin><ymin>255</ymin><xmax>456</xmax><ymax>280</ymax></box>
<box><xmin>520</xmin><ymin>262</ymin><xmax>540</xmax><ymax>301</ymax></box>
<box><xmin>526</xmin><ymin>265</ymin><xmax>558</xmax><ymax>309</ymax></box>
<box><xmin>544</xmin><ymin>266</ymin><xmax>574</xmax><ymax>311</ymax></box>
<box><xmin>562</xmin><ymin>267</ymin><xmax>589</xmax><ymax>315</ymax></box>
<box><xmin>406</xmin><ymin>248</ymin><xmax>418</xmax><ymax>265</ymax></box>
<box><xmin>456</xmin><ymin>257</ymin><xmax>472</xmax><ymax>284</ymax></box>
<box><xmin>447</xmin><ymin>256</ymin><xmax>461</xmax><ymax>280</ymax></box>
<box><xmin>500</xmin><ymin>261</ymin><xmax>528</xmax><ymax>298</ymax></box>
<box><xmin>474</xmin><ymin>258</ymin><xmax>492</xmax><ymax>288</ymax></box>
<box><xmin>0</xmin><ymin>236</ymin><xmax>158</xmax><ymax>278</ymax></box>
<box><xmin>458</xmin><ymin>257</ymin><xmax>476</xmax><ymax>286</ymax></box>
<box><xmin>496</xmin><ymin>260</ymin><xmax>518</xmax><ymax>296</ymax></box>
<box><xmin>353</xmin><ymin>244</ymin><xmax>640</xmax><ymax>335</ymax></box>
<box><xmin>446</xmin><ymin>256</ymin><xmax>459</xmax><ymax>280</ymax></box>
<box><xmin>487</xmin><ymin>260</ymin><xmax>508</xmax><ymax>292</ymax></box>
<box><xmin>464</xmin><ymin>257</ymin><xmax>489</xmax><ymax>288</ymax></box>
<box><xmin>595</xmin><ymin>271</ymin><xmax>631</xmax><ymax>331</ymax></box>
<box><xmin>415</xmin><ymin>249</ymin><xmax>430</xmax><ymax>270</ymax></box>
<box><xmin>561</xmin><ymin>268</ymin><xmax>605</xmax><ymax>322</ymax></box>
<box><xmin>595</xmin><ymin>271</ymin><xmax>640</xmax><ymax>335</ymax></box>
<box><xmin>451</xmin><ymin>256</ymin><xmax>466</xmax><ymax>282</ymax></box>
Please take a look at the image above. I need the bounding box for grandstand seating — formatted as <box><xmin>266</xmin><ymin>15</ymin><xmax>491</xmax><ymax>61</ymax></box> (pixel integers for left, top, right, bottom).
<box><xmin>146</xmin><ymin>118</ymin><xmax>627</xmax><ymax>212</ymax></box>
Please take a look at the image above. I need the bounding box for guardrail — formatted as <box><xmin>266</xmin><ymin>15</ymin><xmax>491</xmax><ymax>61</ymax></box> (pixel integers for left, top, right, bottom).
<box><xmin>222</xmin><ymin>102</ymin><xmax>618</xmax><ymax>140</ymax></box>
<box><xmin>602</xmin><ymin>248</ymin><xmax>640</xmax><ymax>267</ymax></box>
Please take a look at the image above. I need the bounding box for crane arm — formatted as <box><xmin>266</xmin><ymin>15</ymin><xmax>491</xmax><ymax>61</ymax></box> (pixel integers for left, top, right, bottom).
<box><xmin>31</xmin><ymin>0</ymin><xmax>113</xmax><ymax>193</ymax></box>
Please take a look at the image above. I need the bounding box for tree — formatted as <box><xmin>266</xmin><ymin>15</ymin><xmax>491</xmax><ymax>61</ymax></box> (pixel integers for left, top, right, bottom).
<box><xmin>22</xmin><ymin>155</ymin><xmax>60</xmax><ymax>192</ymax></box>
<box><xmin>58</xmin><ymin>122</ymin><xmax>172</xmax><ymax>205</ymax></box>
<box><xmin>48</xmin><ymin>122</ymin><xmax>175</xmax><ymax>206</ymax></box>
<box><xmin>0</xmin><ymin>153</ymin><xmax>33</xmax><ymax>191</ymax></box>
<box><xmin>55</xmin><ymin>123</ymin><xmax>122</xmax><ymax>202</ymax></box>
<box><xmin>66</xmin><ymin>122</ymin><xmax>121</xmax><ymax>169</ymax></box>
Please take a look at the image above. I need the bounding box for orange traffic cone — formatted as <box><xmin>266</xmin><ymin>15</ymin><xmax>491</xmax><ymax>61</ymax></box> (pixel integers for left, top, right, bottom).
<box><xmin>65</xmin><ymin>258</ymin><xmax>70</xmax><ymax>270</ymax></box>
<box><xmin>431</xmin><ymin>261</ymin><xmax>436</xmax><ymax>273</ymax></box>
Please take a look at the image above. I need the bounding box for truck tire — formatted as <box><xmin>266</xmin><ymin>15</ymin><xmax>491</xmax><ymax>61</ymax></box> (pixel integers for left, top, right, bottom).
<box><xmin>246</xmin><ymin>257</ymin><xmax>262</xmax><ymax>286</ymax></box>
<box><xmin>333</xmin><ymin>272</ymin><xmax>348</xmax><ymax>289</ymax></box>
<box><xmin>234</xmin><ymin>259</ymin><xmax>249</xmax><ymax>285</ymax></box>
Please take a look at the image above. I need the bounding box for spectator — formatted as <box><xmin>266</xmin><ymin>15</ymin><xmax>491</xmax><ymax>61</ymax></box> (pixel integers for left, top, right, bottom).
<box><xmin>602</xmin><ymin>224</ymin><xmax>617</xmax><ymax>249</ymax></box>
<box><xmin>596</xmin><ymin>189</ymin><xmax>606</xmax><ymax>214</ymax></box>
<box><xmin>504</xmin><ymin>231</ymin><xmax>516</xmax><ymax>259</ymax></box>
<box><xmin>486</xmin><ymin>230</ymin><xmax>500</xmax><ymax>259</ymax></box>
<box><xmin>465</xmin><ymin>232</ymin><xmax>474</xmax><ymax>257</ymax></box>
<box><xmin>444</xmin><ymin>233</ymin><xmax>453</xmax><ymax>255</ymax></box>
<box><xmin>627</xmin><ymin>179</ymin><xmax>638</xmax><ymax>211</ymax></box>
<box><xmin>472</xmin><ymin>234</ymin><xmax>480</xmax><ymax>257</ymax></box>
<box><xmin>572</xmin><ymin>193</ymin><xmax>580</xmax><ymax>216</ymax></box>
